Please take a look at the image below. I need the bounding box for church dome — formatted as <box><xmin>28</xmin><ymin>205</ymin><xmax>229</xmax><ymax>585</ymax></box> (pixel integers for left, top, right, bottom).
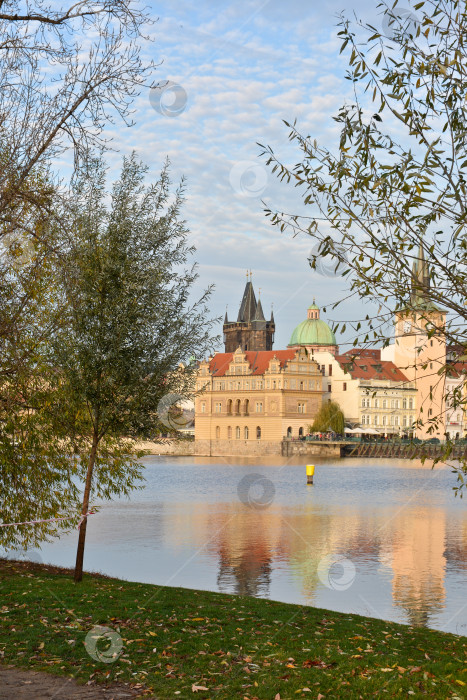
<box><xmin>288</xmin><ymin>300</ymin><xmax>337</xmax><ymax>348</ymax></box>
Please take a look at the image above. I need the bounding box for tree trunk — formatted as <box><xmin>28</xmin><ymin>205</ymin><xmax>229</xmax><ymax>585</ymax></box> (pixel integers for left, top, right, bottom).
<box><xmin>74</xmin><ymin>431</ymin><xmax>99</xmax><ymax>583</ymax></box>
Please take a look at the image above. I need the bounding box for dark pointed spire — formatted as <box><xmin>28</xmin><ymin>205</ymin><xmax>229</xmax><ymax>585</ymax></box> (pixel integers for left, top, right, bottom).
<box><xmin>224</xmin><ymin>306</ymin><xmax>228</xmax><ymax>324</ymax></box>
<box><xmin>270</xmin><ymin>303</ymin><xmax>274</xmax><ymax>323</ymax></box>
<box><xmin>254</xmin><ymin>297</ymin><xmax>266</xmax><ymax>321</ymax></box>
<box><xmin>237</xmin><ymin>280</ymin><xmax>257</xmax><ymax>322</ymax></box>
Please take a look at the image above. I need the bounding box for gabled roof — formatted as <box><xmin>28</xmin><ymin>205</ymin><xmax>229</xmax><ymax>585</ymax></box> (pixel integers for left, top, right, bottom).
<box><xmin>341</xmin><ymin>348</ymin><xmax>381</xmax><ymax>360</ymax></box>
<box><xmin>208</xmin><ymin>349</ymin><xmax>299</xmax><ymax>377</ymax></box>
<box><xmin>335</xmin><ymin>355</ymin><xmax>409</xmax><ymax>382</ymax></box>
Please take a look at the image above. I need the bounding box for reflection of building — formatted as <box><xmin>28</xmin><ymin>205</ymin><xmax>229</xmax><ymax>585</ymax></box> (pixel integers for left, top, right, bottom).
<box><xmin>194</xmin><ymin>346</ymin><xmax>323</xmax><ymax>455</ymax></box>
<box><xmin>385</xmin><ymin>509</ymin><xmax>447</xmax><ymax>627</ymax></box>
<box><xmin>223</xmin><ymin>274</ymin><xmax>275</xmax><ymax>352</ymax></box>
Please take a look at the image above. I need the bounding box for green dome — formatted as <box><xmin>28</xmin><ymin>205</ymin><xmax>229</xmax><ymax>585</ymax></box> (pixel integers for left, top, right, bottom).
<box><xmin>289</xmin><ymin>318</ymin><xmax>336</xmax><ymax>347</ymax></box>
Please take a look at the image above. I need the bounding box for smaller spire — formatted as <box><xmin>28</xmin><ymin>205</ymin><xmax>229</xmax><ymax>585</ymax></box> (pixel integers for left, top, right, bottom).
<box><xmin>224</xmin><ymin>306</ymin><xmax>229</xmax><ymax>324</ymax></box>
<box><xmin>270</xmin><ymin>302</ymin><xmax>274</xmax><ymax>323</ymax></box>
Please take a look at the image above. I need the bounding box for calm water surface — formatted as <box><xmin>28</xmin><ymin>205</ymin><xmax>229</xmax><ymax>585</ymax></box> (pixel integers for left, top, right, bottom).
<box><xmin>34</xmin><ymin>457</ymin><xmax>466</xmax><ymax>634</ymax></box>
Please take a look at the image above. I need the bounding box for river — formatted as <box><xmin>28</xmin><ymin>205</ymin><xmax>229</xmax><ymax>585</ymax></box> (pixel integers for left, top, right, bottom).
<box><xmin>16</xmin><ymin>456</ymin><xmax>467</xmax><ymax>635</ymax></box>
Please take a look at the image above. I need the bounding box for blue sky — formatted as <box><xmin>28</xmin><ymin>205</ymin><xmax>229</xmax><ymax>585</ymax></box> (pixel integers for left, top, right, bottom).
<box><xmin>100</xmin><ymin>0</ymin><xmax>395</xmax><ymax>351</ymax></box>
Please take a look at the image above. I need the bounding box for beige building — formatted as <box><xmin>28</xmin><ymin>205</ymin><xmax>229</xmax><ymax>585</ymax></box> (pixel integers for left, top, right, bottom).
<box><xmin>194</xmin><ymin>346</ymin><xmax>324</xmax><ymax>455</ymax></box>
<box><xmin>309</xmin><ymin>348</ymin><xmax>417</xmax><ymax>435</ymax></box>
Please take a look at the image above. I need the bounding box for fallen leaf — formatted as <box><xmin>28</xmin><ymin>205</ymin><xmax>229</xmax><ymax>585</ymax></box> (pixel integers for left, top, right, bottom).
<box><xmin>192</xmin><ymin>684</ymin><xmax>209</xmax><ymax>692</ymax></box>
<box><xmin>410</xmin><ymin>666</ymin><xmax>422</xmax><ymax>674</ymax></box>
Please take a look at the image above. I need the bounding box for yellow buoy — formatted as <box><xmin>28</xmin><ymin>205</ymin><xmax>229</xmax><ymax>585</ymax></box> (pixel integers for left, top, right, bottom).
<box><xmin>306</xmin><ymin>464</ymin><xmax>315</xmax><ymax>484</ymax></box>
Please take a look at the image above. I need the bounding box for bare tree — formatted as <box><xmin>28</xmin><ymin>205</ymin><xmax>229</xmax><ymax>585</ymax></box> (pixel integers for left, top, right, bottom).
<box><xmin>0</xmin><ymin>0</ymin><xmax>154</xmax><ymax>237</ymax></box>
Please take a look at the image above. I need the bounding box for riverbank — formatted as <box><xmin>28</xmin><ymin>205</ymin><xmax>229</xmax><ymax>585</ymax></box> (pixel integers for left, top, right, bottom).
<box><xmin>1</xmin><ymin>560</ymin><xmax>465</xmax><ymax>699</ymax></box>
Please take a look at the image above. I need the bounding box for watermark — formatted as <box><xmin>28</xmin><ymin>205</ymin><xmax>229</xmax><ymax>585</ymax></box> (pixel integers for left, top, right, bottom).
<box><xmin>149</xmin><ymin>81</ymin><xmax>187</xmax><ymax>118</ymax></box>
<box><xmin>157</xmin><ymin>392</ymin><xmax>192</xmax><ymax>431</ymax></box>
<box><xmin>0</xmin><ymin>232</ymin><xmax>35</xmax><ymax>271</ymax></box>
<box><xmin>317</xmin><ymin>553</ymin><xmax>356</xmax><ymax>591</ymax></box>
<box><xmin>229</xmin><ymin>160</ymin><xmax>268</xmax><ymax>198</ymax></box>
<box><xmin>237</xmin><ymin>473</ymin><xmax>275</xmax><ymax>509</ymax></box>
<box><xmin>84</xmin><ymin>625</ymin><xmax>123</xmax><ymax>664</ymax></box>
<box><xmin>308</xmin><ymin>241</ymin><xmax>348</xmax><ymax>277</ymax></box>
<box><xmin>382</xmin><ymin>7</ymin><xmax>420</xmax><ymax>41</ymax></box>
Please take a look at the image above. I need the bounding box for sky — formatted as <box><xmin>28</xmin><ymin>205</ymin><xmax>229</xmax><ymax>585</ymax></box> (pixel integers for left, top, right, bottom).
<box><xmin>100</xmin><ymin>0</ymin><xmax>403</xmax><ymax>352</ymax></box>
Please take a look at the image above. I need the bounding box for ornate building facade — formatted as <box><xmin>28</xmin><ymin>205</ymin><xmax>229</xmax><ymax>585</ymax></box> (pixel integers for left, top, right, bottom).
<box><xmin>194</xmin><ymin>346</ymin><xmax>323</xmax><ymax>455</ymax></box>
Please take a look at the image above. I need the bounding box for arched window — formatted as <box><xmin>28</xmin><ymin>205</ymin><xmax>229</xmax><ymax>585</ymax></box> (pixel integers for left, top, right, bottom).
<box><xmin>244</xmin><ymin>399</ymin><xmax>249</xmax><ymax>415</ymax></box>
<box><xmin>382</xmin><ymin>399</ymin><xmax>387</xmax><ymax>409</ymax></box>
<box><xmin>227</xmin><ymin>426</ymin><xmax>232</xmax><ymax>439</ymax></box>
<box><xmin>408</xmin><ymin>398</ymin><xmax>413</xmax><ymax>409</ymax></box>
<box><xmin>382</xmin><ymin>416</ymin><xmax>387</xmax><ymax>426</ymax></box>
<box><xmin>236</xmin><ymin>426</ymin><xmax>241</xmax><ymax>439</ymax></box>
<box><xmin>244</xmin><ymin>426</ymin><xmax>249</xmax><ymax>439</ymax></box>
<box><xmin>227</xmin><ymin>399</ymin><xmax>232</xmax><ymax>415</ymax></box>
<box><xmin>403</xmin><ymin>398</ymin><xmax>407</xmax><ymax>409</ymax></box>
<box><xmin>298</xmin><ymin>427</ymin><xmax>304</xmax><ymax>437</ymax></box>
<box><xmin>235</xmin><ymin>399</ymin><xmax>241</xmax><ymax>415</ymax></box>
<box><xmin>287</xmin><ymin>426</ymin><xmax>292</xmax><ymax>437</ymax></box>
<box><xmin>215</xmin><ymin>426</ymin><xmax>220</xmax><ymax>439</ymax></box>
<box><xmin>256</xmin><ymin>426</ymin><xmax>261</xmax><ymax>440</ymax></box>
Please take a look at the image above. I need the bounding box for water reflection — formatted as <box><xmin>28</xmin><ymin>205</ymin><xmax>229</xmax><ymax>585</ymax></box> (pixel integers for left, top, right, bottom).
<box><xmin>33</xmin><ymin>457</ymin><xmax>467</xmax><ymax>634</ymax></box>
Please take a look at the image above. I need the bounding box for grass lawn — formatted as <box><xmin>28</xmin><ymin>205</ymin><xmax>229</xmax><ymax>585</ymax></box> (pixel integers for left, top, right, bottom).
<box><xmin>0</xmin><ymin>559</ymin><xmax>465</xmax><ymax>699</ymax></box>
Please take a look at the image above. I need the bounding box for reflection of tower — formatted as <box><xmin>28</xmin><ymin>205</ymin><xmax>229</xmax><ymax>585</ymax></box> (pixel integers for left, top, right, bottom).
<box><xmin>389</xmin><ymin>508</ymin><xmax>446</xmax><ymax>627</ymax></box>
<box><xmin>223</xmin><ymin>272</ymin><xmax>275</xmax><ymax>352</ymax></box>
<box><xmin>216</xmin><ymin>542</ymin><xmax>272</xmax><ymax>597</ymax></box>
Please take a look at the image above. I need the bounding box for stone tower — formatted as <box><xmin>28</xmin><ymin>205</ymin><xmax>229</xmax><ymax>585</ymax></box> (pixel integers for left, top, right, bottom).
<box><xmin>223</xmin><ymin>274</ymin><xmax>275</xmax><ymax>352</ymax></box>
<box><xmin>388</xmin><ymin>244</ymin><xmax>446</xmax><ymax>438</ymax></box>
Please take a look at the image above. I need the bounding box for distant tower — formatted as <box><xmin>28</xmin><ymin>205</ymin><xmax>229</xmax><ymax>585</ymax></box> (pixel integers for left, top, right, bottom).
<box><xmin>391</xmin><ymin>244</ymin><xmax>446</xmax><ymax>438</ymax></box>
<box><xmin>223</xmin><ymin>273</ymin><xmax>275</xmax><ymax>352</ymax></box>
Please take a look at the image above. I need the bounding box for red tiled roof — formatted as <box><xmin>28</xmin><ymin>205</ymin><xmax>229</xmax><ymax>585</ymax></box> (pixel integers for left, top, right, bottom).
<box><xmin>335</xmin><ymin>355</ymin><xmax>409</xmax><ymax>382</ymax></box>
<box><xmin>341</xmin><ymin>348</ymin><xmax>381</xmax><ymax>360</ymax></box>
<box><xmin>446</xmin><ymin>362</ymin><xmax>467</xmax><ymax>378</ymax></box>
<box><xmin>208</xmin><ymin>349</ymin><xmax>298</xmax><ymax>377</ymax></box>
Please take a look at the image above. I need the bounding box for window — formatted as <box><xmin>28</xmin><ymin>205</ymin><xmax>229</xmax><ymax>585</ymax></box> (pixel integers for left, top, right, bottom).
<box><xmin>395</xmin><ymin>416</ymin><xmax>399</xmax><ymax>426</ymax></box>
<box><xmin>343</xmin><ymin>382</ymin><xmax>347</xmax><ymax>391</ymax></box>
<box><xmin>374</xmin><ymin>398</ymin><xmax>379</xmax><ymax>408</ymax></box>
<box><xmin>227</xmin><ymin>399</ymin><xmax>232</xmax><ymax>415</ymax></box>
<box><xmin>256</xmin><ymin>402</ymin><xmax>263</xmax><ymax>413</ymax></box>
<box><xmin>382</xmin><ymin>399</ymin><xmax>387</xmax><ymax>409</ymax></box>
<box><xmin>201</xmin><ymin>402</ymin><xmax>206</xmax><ymax>413</ymax></box>
<box><xmin>227</xmin><ymin>426</ymin><xmax>232</xmax><ymax>439</ymax></box>
<box><xmin>329</xmin><ymin>364</ymin><xmax>333</xmax><ymax>376</ymax></box>
<box><xmin>299</xmin><ymin>427</ymin><xmax>304</xmax><ymax>437</ymax></box>
<box><xmin>403</xmin><ymin>417</ymin><xmax>407</xmax><ymax>427</ymax></box>
<box><xmin>287</xmin><ymin>426</ymin><xmax>292</xmax><ymax>437</ymax></box>
<box><xmin>328</xmin><ymin>384</ymin><xmax>331</xmax><ymax>393</ymax></box>
<box><xmin>256</xmin><ymin>426</ymin><xmax>261</xmax><ymax>439</ymax></box>
<box><xmin>391</xmin><ymin>399</ymin><xmax>395</xmax><ymax>409</ymax></box>
<box><xmin>244</xmin><ymin>426</ymin><xmax>249</xmax><ymax>439</ymax></box>
<box><xmin>382</xmin><ymin>416</ymin><xmax>387</xmax><ymax>426</ymax></box>
<box><xmin>236</xmin><ymin>426</ymin><xmax>241</xmax><ymax>439</ymax></box>
<box><xmin>298</xmin><ymin>402</ymin><xmax>306</xmax><ymax>413</ymax></box>
<box><xmin>215</xmin><ymin>426</ymin><xmax>220</xmax><ymax>439</ymax></box>
<box><xmin>235</xmin><ymin>399</ymin><xmax>241</xmax><ymax>415</ymax></box>
<box><xmin>361</xmin><ymin>398</ymin><xmax>366</xmax><ymax>408</ymax></box>
<box><xmin>409</xmin><ymin>398</ymin><xmax>413</xmax><ymax>409</ymax></box>
<box><xmin>395</xmin><ymin>400</ymin><xmax>399</xmax><ymax>409</ymax></box>
<box><xmin>390</xmin><ymin>416</ymin><xmax>394</xmax><ymax>426</ymax></box>
<box><xmin>272</xmin><ymin>380</ymin><xmax>276</xmax><ymax>389</ymax></box>
<box><xmin>403</xmin><ymin>398</ymin><xmax>407</xmax><ymax>409</ymax></box>
<box><xmin>374</xmin><ymin>415</ymin><xmax>379</xmax><ymax>426</ymax></box>
<box><xmin>215</xmin><ymin>402</ymin><xmax>222</xmax><ymax>413</ymax></box>
<box><xmin>409</xmin><ymin>415</ymin><xmax>414</xmax><ymax>425</ymax></box>
<box><xmin>244</xmin><ymin>399</ymin><xmax>249</xmax><ymax>415</ymax></box>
